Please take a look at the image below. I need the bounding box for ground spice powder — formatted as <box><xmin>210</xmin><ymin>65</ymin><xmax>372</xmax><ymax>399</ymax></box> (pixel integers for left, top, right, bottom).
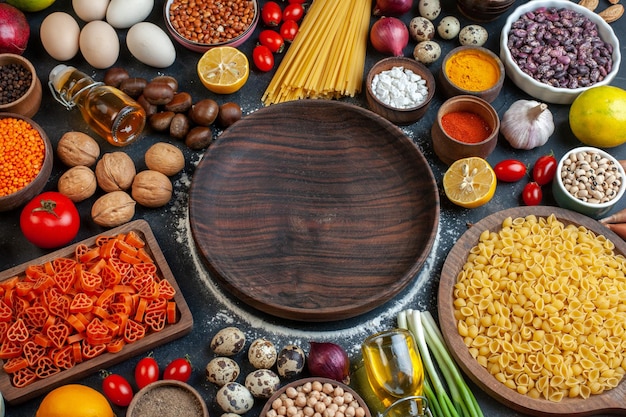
<box><xmin>0</xmin><ymin>117</ymin><xmax>45</xmax><ymax>197</ymax></box>
<box><xmin>131</xmin><ymin>385</ymin><xmax>205</xmax><ymax>417</ymax></box>
<box><xmin>441</xmin><ymin>111</ymin><xmax>492</xmax><ymax>143</ymax></box>
<box><xmin>445</xmin><ymin>50</ymin><xmax>499</xmax><ymax>91</ymax></box>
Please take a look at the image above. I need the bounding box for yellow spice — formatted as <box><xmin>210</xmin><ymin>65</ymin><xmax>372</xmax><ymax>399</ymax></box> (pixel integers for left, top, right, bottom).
<box><xmin>445</xmin><ymin>50</ymin><xmax>500</xmax><ymax>92</ymax></box>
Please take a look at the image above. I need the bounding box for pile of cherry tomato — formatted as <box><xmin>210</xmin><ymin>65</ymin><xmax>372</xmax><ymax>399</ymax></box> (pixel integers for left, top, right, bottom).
<box><xmin>494</xmin><ymin>154</ymin><xmax>558</xmax><ymax>206</ymax></box>
<box><xmin>253</xmin><ymin>0</ymin><xmax>306</xmax><ymax>72</ymax></box>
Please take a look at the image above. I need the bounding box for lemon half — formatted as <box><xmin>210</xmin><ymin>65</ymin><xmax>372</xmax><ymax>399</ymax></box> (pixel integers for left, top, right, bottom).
<box><xmin>443</xmin><ymin>157</ymin><xmax>496</xmax><ymax>208</ymax></box>
<box><xmin>197</xmin><ymin>46</ymin><xmax>249</xmax><ymax>95</ymax></box>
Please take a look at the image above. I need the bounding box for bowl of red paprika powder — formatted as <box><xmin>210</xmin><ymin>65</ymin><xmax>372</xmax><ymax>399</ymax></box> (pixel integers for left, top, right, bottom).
<box><xmin>0</xmin><ymin>54</ymin><xmax>42</xmax><ymax>118</ymax></box>
<box><xmin>431</xmin><ymin>95</ymin><xmax>499</xmax><ymax>165</ymax></box>
<box><xmin>0</xmin><ymin>113</ymin><xmax>53</xmax><ymax>212</ymax></box>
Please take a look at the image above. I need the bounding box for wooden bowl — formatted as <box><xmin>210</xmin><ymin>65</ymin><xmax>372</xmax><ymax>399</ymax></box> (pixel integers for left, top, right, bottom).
<box><xmin>439</xmin><ymin>46</ymin><xmax>504</xmax><ymax>103</ymax></box>
<box><xmin>0</xmin><ymin>113</ymin><xmax>53</xmax><ymax>212</ymax></box>
<box><xmin>365</xmin><ymin>57</ymin><xmax>436</xmax><ymax>126</ymax></box>
<box><xmin>430</xmin><ymin>95</ymin><xmax>499</xmax><ymax>165</ymax></box>
<box><xmin>456</xmin><ymin>0</ymin><xmax>515</xmax><ymax>21</ymax></box>
<box><xmin>127</xmin><ymin>380</ymin><xmax>208</xmax><ymax>417</ymax></box>
<box><xmin>0</xmin><ymin>54</ymin><xmax>42</xmax><ymax>118</ymax></box>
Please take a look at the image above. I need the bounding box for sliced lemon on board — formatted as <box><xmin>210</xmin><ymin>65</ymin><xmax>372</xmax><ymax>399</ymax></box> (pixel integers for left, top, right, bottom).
<box><xmin>197</xmin><ymin>46</ymin><xmax>249</xmax><ymax>94</ymax></box>
<box><xmin>443</xmin><ymin>157</ymin><xmax>496</xmax><ymax>209</ymax></box>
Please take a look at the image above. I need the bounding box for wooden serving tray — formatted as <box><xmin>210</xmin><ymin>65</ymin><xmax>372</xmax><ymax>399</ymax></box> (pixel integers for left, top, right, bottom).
<box><xmin>0</xmin><ymin>220</ymin><xmax>193</xmax><ymax>405</ymax></box>
<box><xmin>438</xmin><ymin>206</ymin><xmax>626</xmax><ymax>416</ymax></box>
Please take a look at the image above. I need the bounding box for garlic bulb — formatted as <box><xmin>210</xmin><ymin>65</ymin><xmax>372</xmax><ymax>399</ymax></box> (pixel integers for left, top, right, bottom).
<box><xmin>500</xmin><ymin>99</ymin><xmax>555</xmax><ymax>150</ymax></box>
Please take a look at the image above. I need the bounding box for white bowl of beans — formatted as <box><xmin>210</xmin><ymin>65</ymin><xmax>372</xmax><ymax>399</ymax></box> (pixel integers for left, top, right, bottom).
<box><xmin>500</xmin><ymin>0</ymin><xmax>621</xmax><ymax>104</ymax></box>
<box><xmin>164</xmin><ymin>0</ymin><xmax>259</xmax><ymax>52</ymax></box>
<box><xmin>553</xmin><ymin>146</ymin><xmax>626</xmax><ymax>218</ymax></box>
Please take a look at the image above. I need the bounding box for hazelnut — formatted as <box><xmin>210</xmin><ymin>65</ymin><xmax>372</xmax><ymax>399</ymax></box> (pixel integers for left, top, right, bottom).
<box><xmin>132</xmin><ymin>170</ymin><xmax>173</xmax><ymax>208</ymax></box>
<box><xmin>145</xmin><ymin>143</ymin><xmax>185</xmax><ymax>176</ymax></box>
<box><xmin>58</xmin><ymin>166</ymin><xmax>97</xmax><ymax>202</ymax></box>
<box><xmin>95</xmin><ymin>152</ymin><xmax>136</xmax><ymax>192</ymax></box>
<box><xmin>57</xmin><ymin>131</ymin><xmax>100</xmax><ymax>167</ymax></box>
<box><xmin>91</xmin><ymin>191</ymin><xmax>136</xmax><ymax>227</ymax></box>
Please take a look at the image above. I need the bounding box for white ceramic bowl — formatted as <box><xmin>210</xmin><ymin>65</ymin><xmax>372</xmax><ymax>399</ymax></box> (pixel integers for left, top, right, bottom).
<box><xmin>500</xmin><ymin>0</ymin><xmax>621</xmax><ymax>104</ymax></box>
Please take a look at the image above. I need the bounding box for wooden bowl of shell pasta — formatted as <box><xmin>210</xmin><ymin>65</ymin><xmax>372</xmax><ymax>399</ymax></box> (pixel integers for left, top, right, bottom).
<box><xmin>438</xmin><ymin>206</ymin><xmax>626</xmax><ymax>416</ymax></box>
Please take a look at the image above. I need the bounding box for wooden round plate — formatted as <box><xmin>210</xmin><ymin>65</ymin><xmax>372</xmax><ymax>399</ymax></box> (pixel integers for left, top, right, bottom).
<box><xmin>438</xmin><ymin>206</ymin><xmax>626</xmax><ymax>416</ymax></box>
<box><xmin>189</xmin><ymin>100</ymin><xmax>439</xmax><ymax>322</ymax></box>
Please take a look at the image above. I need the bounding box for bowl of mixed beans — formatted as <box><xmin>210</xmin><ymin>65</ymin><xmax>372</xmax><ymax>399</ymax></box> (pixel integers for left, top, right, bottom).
<box><xmin>163</xmin><ymin>0</ymin><xmax>259</xmax><ymax>52</ymax></box>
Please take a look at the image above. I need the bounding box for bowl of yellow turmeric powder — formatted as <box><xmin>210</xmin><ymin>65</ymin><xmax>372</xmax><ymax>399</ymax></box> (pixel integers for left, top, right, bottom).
<box><xmin>439</xmin><ymin>46</ymin><xmax>505</xmax><ymax>103</ymax></box>
<box><xmin>0</xmin><ymin>113</ymin><xmax>53</xmax><ymax>212</ymax></box>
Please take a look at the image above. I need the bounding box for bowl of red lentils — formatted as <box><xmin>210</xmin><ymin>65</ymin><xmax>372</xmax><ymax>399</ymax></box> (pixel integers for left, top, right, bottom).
<box><xmin>164</xmin><ymin>0</ymin><xmax>259</xmax><ymax>53</ymax></box>
<box><xmin>0</xmin><ymin>113</ymin><xmax>52</xmax><ymax>212</ymax></box>
<box><xmin>0</xmin><ymin>54</ymin><xmax>42</xmax><ymax>118</ymax></box>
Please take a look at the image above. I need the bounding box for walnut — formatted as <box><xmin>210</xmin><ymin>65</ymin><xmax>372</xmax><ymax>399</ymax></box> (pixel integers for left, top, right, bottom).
<box><xmin>91</xmin><ymin>191</ymin><xmax>136</xmax><ymax>227</ymax></box>
<box><xmin>132</xmin><ymin>170</ymin><xmax>173</xmax><ymax>208</ymax></box>
<box><xmin>144</xmin><ymin>142</ymin><xmax>185</xmax><ymax>176</ymax></box>
<box><xmin>57</xmin><ymin>166</ymin><xmax>97</xmax><ymax>202</ymax></box>
<box><xmin>57</xmin><ymin>131</ymin><xmax>100</xmax><ymax>167</ymax></box>
<box><xmin>95</xmin><ymin>152</ymin><xmax>136</xmax><ymax>192</ymax></box>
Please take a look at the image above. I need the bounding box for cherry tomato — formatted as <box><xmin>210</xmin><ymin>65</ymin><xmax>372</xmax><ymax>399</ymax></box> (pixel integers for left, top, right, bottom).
<box><xmin>163</xmin><ymin>357</ymin><xmax>192</xmax><ymax>382</ymax></box>
<box><xmin>102</xmin><ymin>373</ymin><xmax>134</xmax><ymax>407</ymax></box>
<box><xmin>20</xmin><ymin>191</ymin><xmax>80</xmax><ymax>249</ymax></box>
<box><xmin>261</xmin><ymin>1</ymin><xmax>282</xmax><ymax>26</ymax></box>
<box><xmin>522</xmin><ymin>182</ymin><xmax>543</xmax><ymax>206</ymax></box>
<box><xmin>494</xmin><ymin>159</ymin><xmax>527</xmax><ymax>183</ymax></box>
<box><xmin>288</xmin><ymin>0</ymin><xmax>307</xmax><ymax>3</ymax></box>
<box><xmin>280</xmin><ymin>19</ymin><xmax>299</xmax><ymax>42</ymax></box>
<box><xmin>253</xmin><ymin>45</ymin><xmax>275</xmax><ymax>72</ymax></box>
<box><xmin>135</xmin><ymin>356</ymin><xmax>159</xmax><ymax>389</ymax></box>
<box><xmin>259</xmin><ymin>29</ymin><xmax>285</xmax><ymax>53</ymax></box>
<box><xmin>283</xmin><ymin>3</ymin><xmax>304</xmax><ymax>22</ymax></box>
<box><xmin>532</xmin><ymin>154</ymin><xmax>558</xmax><ymax>186</ymax></box>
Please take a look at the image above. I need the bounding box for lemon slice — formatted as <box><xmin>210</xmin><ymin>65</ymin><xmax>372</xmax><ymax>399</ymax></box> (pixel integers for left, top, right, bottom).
<box><xmin>443</xmin><ymin>157</ymin><xmax>496</xmax><ymax>208</ymax></box>
<box><xmin>197</xmin><ymin>46</ymin><xmax>249</xmax><ymax>94</ymax></box>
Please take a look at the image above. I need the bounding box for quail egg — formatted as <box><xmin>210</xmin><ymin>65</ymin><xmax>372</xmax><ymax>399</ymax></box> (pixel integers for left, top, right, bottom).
<box><xmin>248</xmin><ymin>338</ymin><xmax>277</xmax><ymax>369</ymax></box>
<box><xmin>206</xmin><ymin>357</ymin><xmax>240</xmax><ymax>386</ymax></box>
<box><xmin>244</xmin><ymin>369</ymin><xmax>281</xmax><ymax>399</ymax></box>
<box><xmin>211</xmin><ymin>327</ymin><xmax>246</xmax><ymax>356</ymax></box>
<box><xmin>413</xmin><ymin>41</ymin><xmax>441</xmax><ymax>65</ymax></box>
<box><xmin>216</xmin><ymin>382</ymin><xmax>254</xmax><ymax>414</ymax></box>
<box><xmin>419</xmin><ymin>0</ymin><xmax>441</xmax><ymax>20</ymax></box>
<box><xmin>437</xmin><ymin>16</ymin><xmax>460</xmax><ymax>40</ymax></box>
<box><xmin>276</xmin><ymin>344</ymin><xmax>306</xmax><ymax>379</ymax></box>
<box><xmin>408</xmin><ymin>16</ymin><xmax>435</xmax><ymax>42</ymax></box>
<box><xmin>459</xmin><ymin>25</ymin><xmax>488</xmax><ymax>46</ymax></box>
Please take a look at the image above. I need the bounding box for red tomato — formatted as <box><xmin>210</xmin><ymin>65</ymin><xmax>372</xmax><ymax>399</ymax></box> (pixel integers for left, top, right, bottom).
<box><xmin>280</xmin><ymin>19</ymin><xmax>299</xmax><ymax>42</ymax></box>
<box><xmin>163</xmin><ymin>357</ymin><xmax>192</xmax><ymax>382</ymax></box>
<box><xmin>283</xmin><ymin>3</ymin><xmax>304</xmax><ymax>22</ymax></box>
<box><xmin>494</xmin><ymin>159</ymin><xmax>527</xmax><ymax>183</ymax></box>
<box><xmin>522</xmin><ymin>182</ymin><xmax>543</xmax><ymax>206</ymax></box>
<box><xmin>253</xmin><ymin>45</ymin><xmax>275</xmax><ymax>72</ymax></box>
<box><xmin>532</xmin><ymin>154</ymin><xmax>558</xmax><ymax>186</ymax></box>
<box><xmin>259</xmin><ymin>29</ymin><xmax>285</xmax><ymax>53</ymax></box>
<box><xmin>19</xmin><ymin>191</ymin><xmax>80</xmax><ymax>249</ymax></box>
<box><xmin>261</xmin><ymin>1</ymin><xmax>282</xmax><ymax>26</ymax></box>
<box><xmin>135</xmin><ymin>356</ymin><xmax>159</xmax><ymax>389</ymax></box>
<box><xmin>288</xmin><ymin>0</ymin><xmax>307</xmax><ymax>3</ymax></box>
<box><xmin>102</xmin><ymin>373</ymin><xmax>134</xmax><ymax>407</ymax></box>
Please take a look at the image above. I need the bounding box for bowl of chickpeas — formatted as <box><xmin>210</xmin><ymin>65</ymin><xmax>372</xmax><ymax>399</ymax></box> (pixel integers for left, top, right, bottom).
<box><xmin>0</xmin><ymin>113</ymin><xmax>53</xmax><ymax>212</ymax></box>
<box><xmin>163</xmin><ymin>0</ymin><xmax>259</xmax><ymax>52</ymax></box>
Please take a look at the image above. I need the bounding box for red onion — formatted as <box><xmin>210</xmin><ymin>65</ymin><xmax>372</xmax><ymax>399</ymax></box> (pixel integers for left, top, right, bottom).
<box><xmin>307</xmin><ymin>342</ymin><xmax>351</xmax><ymax>384</ymax></box>
<box><xmin>373</xmin><ymin>0</ymin><xmax>413</xmax><ymax>16</ymax></box>
<box><xmin>0</xmin><ymin>3</ymin><xmax>30</xmax><ymax>55</ymax></box>
<box><xmin>370</xmin><ymin>17</ymin><xmax>409</xmax><ymax>57</ymax></box>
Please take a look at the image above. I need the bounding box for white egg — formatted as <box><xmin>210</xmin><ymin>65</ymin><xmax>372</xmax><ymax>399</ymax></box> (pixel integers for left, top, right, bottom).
<box><xmin>106</xmin><ymin>0</ymin><xmax>154</xmax><ymax>29</ymax></box>
<box><xmin>73</xmin><ymin>0</ymin><xmax>110</xmax><ymax>22</ymax></box>
<box><xmin>126</xmin><ymin>22</ymin><xmax>176</xmax><ymax>68</ymax></box>
<box><xmin>79</xmin><ymin>20</ymin><xmax>120</xmax><ymax>69</ymax></box>
<box><xmin>40</xmin><ymin>12</ymin><xmax>80</xmax><ymax>61</ymax></box>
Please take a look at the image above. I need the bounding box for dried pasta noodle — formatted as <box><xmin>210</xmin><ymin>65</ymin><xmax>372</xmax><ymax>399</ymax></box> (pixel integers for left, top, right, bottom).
<box><xmin>261</xmin><ymin>0</ymin><xmax>372</xmax><ymax>105</ymax></box>
<box><xmin>453</xmin><ymin>214</ymin><xmax>626</xmax><ymax>402</ymax></box>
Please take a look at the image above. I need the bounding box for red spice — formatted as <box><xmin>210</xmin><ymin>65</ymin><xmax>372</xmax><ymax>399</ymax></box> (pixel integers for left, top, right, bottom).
<box><xmin>441</xmin><ymin>111</ymin><xmax>491</xmax><ymax>143</ymax></box>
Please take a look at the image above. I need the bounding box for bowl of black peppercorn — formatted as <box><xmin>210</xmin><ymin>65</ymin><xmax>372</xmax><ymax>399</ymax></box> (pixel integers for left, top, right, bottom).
<box><xmin>0</xmin><ymin>54</ymin><xmax>42</xmax><ymax>118</ymax></box>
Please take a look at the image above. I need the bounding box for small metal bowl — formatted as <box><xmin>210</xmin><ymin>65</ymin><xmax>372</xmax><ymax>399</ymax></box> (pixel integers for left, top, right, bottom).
<box><xmin>0</xmin><ymin>113</ymin><xmax>52</xmax><ymax>212</ymax></box>
<box><xmin>0</xmin><ymin>54</ymin><xmax>42</xmax><ymax>118</ymax></box>
<box><xmin>365</xmin><ymin>57</ymin><xmax>436</xmax><ymax>126</ymax></box>
<box><xmin>127</xmin><ymin>380</ymin><xmax>209</xmax><ymax>417</ymax></box>
<box><xmin>163</xmin><ymin>0</ymin><xmax>259</xmax><ymax>53</ymax></box>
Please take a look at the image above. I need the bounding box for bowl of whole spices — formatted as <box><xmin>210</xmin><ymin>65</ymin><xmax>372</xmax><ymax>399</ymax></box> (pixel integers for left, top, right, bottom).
<box><xmin>127</xmin><ymin>380</ymin><xmax>209</xmax><ymax>417</ymax></box>
<box><xmin>164</xmin><ymin>0</ymin><xmax>259</xmax><ymax>52</ymax></box>
<box><xmin>0</xmin><ymin>54</ymin><xmax>42</xmax><ymax>118</ymax></box>
<box><xmin>553</xmin><ymin>146</ymin><xmax>626</xmax><ymax>218</ymax></box>
<box><xmin>0</xmin><ymin>113</ymin><xmax>53</xmax><ymax>212</ymax></box>
<box><xmin>431</xmin><ymin>95</ymin><xmax>499</xmax><ymax>165</ymax></box>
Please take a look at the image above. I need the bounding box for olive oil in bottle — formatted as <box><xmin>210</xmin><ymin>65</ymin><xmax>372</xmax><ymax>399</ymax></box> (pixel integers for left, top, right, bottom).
<box><xmin>48</xmin><ymin>64</ymin><xmax>146</xmax><ymax>146</ymax></box>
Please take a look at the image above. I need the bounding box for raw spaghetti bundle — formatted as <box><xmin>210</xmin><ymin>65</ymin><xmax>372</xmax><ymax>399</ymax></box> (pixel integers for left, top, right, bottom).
<box><xmin>262</xmin><ymin>0</ymin><xmax>372</xmax><ymax>105</ymax></box>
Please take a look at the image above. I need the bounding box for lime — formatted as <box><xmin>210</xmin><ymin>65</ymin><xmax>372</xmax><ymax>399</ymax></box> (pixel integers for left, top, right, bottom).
<box><xmin>569</xmin><ymin>85</ymin><xmax>626</xmax><ymax>148</ymax></box>
<box><xmin>6</xmin><ymin>0</ymin><xmax>56</xmax><ymax>12</ymax></box>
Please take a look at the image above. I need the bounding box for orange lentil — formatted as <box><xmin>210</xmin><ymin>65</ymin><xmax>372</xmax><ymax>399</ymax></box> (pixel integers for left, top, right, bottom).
<box><xmin>0</xmin><ymin>117</ymin><xmax>45</xmax><ymax>197</ymax></box>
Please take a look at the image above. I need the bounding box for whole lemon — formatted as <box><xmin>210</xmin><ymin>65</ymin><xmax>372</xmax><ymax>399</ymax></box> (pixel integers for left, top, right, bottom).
<box><xmin>6</xmin><ymin>0</ymin><xmax>56</xmax><ymax>12</ymax></box>
<box><xmin>36</xmin><ymin>384</ymin><xmax>115</xmax><ymax>417</ymax></box>
<box><xmin>569</xmin><ymin>85</ymin><xmax>626</xmax><ymax>148</ymax></box>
